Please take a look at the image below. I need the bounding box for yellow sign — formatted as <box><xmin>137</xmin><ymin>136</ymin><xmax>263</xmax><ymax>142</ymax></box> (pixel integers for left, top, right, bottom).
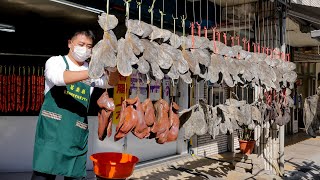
<box><xmin>112</xmin><ymin>75</ymin><xmax>131</xmax><ymax>124</ymax></box>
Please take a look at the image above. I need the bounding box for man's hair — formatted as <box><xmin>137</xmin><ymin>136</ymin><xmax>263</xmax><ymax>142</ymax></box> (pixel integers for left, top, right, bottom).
<box><xmin>71</xmin><ymin>30</ymin><xmax>95</xmax><ymax>42</ymax></box>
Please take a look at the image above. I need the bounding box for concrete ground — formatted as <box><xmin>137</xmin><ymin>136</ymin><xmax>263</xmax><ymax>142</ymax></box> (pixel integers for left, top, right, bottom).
<box><xmin>1</xmin><ymin>131</ymin><xmax>319</xmax><ymax>180</ymax></box>
<box><xmin>129</xmin><ymin>153</ymin><xmax>282</xmax><ymax>180</ymax></box>
<box><xmin>283</xmin><ymin>132</ymin><xmax>320</xmax><ymax>180</ymax></box>
<box><xmin>129</xmin><ymin>131</ymin><xmax>320</xmax><ymax>180</ymax></box>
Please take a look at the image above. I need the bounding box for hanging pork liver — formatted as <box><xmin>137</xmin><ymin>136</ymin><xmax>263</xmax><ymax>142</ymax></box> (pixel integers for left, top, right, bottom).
<box><xmin>132</xmin><ymin>97</ymin><xmax>150</xmax><ymax>139</ymax></box>
<box><xmin>152</xmin><ymin>100</ymin><xmax>170</xmax><ymax>133</ymax></box>
<box><xmin>167</xmin><ymin>102</ymin><xmax>180</xmax><ymax>142</ymax></box>
<box><xmin>142</xmin><ymin>98</ymin><xmax>156</xmax><ymax>127</ymax></box>
<box><xmin>152</xmin><ymin>99</ymin><xmax>170</xmax><ymax>144</ymax></box>
<box><xmin>97</xmin><ymin>91</ymin><xmax>115</xmax><ymax>141</ymax></box>
<box><xmin>114</xmin><ymin>97</ymin><xmax>139</xmax><ymax>141</ymax></box>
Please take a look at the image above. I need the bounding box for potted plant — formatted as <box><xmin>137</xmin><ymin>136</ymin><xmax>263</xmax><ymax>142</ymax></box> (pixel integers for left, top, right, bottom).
<box><xmin>238</xmin><ymin>125</ymin><xmax>255</xmax><ymax>155</ymax></box>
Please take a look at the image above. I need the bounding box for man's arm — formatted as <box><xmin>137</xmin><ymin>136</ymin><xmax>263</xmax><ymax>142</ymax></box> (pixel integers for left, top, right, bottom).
<box><xmin>63</xmin><ymin>70</ymin><xmax>89</xmax><ymax>85</ymax></box>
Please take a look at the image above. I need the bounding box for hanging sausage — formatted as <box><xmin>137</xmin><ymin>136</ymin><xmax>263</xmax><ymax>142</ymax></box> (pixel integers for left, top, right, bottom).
<box><xmin>7</xmin><ymin>66</ymin><xmax>12</xmax><ymax>112</ymax></box>
<box><xmin>35</xmin><ymin>66</ymin><xmax>41</xmax><ymax>111</ymax></box>
<box><xmin>16</xmin><ymin>67</ymin><xmax>22</xmax><ymax>112</ymax></box>
<box><xmin>31</xmin><ymin>67</ymin><xmax>36</xmax><ymax>111</ymax></box>
<box><xmin>20</xmin><ymin>67</ymin><xmax>26</xmax><ymax>112</ymax></box>
<box><xmin>0</xmin><ymin>66</ymin><xmax>2</xmax><ymax>112</ymax></box>
<box><xmin>39</xmin><ymin>67</ymin><xmax>45</xmax><ymax>108</ymax></box>
<box><xmin>2</xmin><ymin>66</ymin><xmax>7</xmax><ymax>112</ymax></box>
<box><xmin>11</xmin><ymin>66</ymin><xmax>16</xmax><ymax>111</ymax></box>
<box><xmin>26</xmin><ymin>67</ymin><xmax>31</xmax><ymax>112</ymax></box>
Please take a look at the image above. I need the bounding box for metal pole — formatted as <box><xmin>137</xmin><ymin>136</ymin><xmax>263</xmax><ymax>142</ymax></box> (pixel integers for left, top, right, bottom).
<box><xmin>279</xmin><ymin>4</ymin><xmax>286</xmax><ymax>175</ymax></box>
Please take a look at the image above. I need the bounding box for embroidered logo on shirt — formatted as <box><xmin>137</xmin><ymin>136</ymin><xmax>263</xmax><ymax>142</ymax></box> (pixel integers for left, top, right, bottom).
<box><xmin>75</xmin><ymin>121</ymin><xmax>88</xmax><ymax>130</ymax></box>
<box><xmin>41</xmin><ymin>110</ymin><xmax>62</xmax><ymax>120</ymax></box>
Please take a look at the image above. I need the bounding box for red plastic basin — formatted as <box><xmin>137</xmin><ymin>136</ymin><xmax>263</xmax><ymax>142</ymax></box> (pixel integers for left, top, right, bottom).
<box><xmin>90</xmin><ymin>152</ymin><xmax>139</xmax><ymax>179</ymax></box>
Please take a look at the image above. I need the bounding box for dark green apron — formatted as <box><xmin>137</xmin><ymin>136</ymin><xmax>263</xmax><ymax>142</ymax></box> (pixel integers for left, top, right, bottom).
<box><xmin>33</xmin><ymin>56</ymin><xmax>91</xmax><ymax>178</ymax></box>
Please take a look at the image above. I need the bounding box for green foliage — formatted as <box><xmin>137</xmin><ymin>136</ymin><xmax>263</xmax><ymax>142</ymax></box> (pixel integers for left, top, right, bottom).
<box><xmin>238</xmin><ymin>125</ymin><xmax>254</xmax><ymax>141</ymax></box>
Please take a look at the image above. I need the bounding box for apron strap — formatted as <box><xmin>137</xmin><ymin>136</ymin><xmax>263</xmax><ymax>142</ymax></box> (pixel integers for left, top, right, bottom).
<box><xmin>62</xmin><ymin>56</ymin><xmax>70</xmax><ymax>70</ymax></box>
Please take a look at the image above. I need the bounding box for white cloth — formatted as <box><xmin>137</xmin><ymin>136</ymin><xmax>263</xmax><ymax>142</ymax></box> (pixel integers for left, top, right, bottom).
<box><xmin>44</xmin><ymin>55</ymin><xmax>111</xmax><ymax>94</ymax></box>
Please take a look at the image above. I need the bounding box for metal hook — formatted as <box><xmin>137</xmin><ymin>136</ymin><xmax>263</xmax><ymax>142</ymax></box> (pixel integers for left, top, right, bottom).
<box><xmin>124</xmin><ymin>0</ymin><xmax>132</xmax><ymax>19</ymax></box>
<box><xmin>159</xmin><ymin>9</ymin><xmax>166</xmax><ymax>29</ymax></box>
<box><xmin>196</xmin><ymin>21</ymin><xmax>202</xmax><ymax>37</ymax></box>
<box><xmin>136</xmin><ymin>0</ymin><xmax>142</xmax><ymax>22</ymax></box>
<box><xmin>148</xmin><ymin>0</ymin><xmax>156</xmax><ymax>25</ymax></box>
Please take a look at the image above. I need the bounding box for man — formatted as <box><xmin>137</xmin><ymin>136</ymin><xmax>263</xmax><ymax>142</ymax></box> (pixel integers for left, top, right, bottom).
<box><xmin>31</xmin><ymin>30</ymin><xmax>112</xmax><ymax>180</ymax></box>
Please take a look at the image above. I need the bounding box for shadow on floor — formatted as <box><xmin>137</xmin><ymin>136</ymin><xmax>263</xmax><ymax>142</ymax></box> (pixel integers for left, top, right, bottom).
<box><xmin>284</xmin><ymin>158</ymin><xmax>320</xmax><ymax>180</ymax></box>
<box><xmin>129</xmin><ymin>157</ymin><xmax>233</xmax><ymax>180</ymax></box>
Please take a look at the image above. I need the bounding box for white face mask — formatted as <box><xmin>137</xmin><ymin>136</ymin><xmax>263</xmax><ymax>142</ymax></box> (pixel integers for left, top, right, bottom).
<box><xmin>72</xmin><ymin>45</ymin><xmax>91</xmax><ymax>62</ymax></box>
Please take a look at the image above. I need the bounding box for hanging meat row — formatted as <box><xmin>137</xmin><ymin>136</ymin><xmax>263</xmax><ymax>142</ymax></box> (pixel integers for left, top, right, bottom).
<box><xmin>114</xmin><ymin>97</ymin><xmax>180</xmax><ymax>144</ymax></box>
<box><xmin>89</xmin><ymin>13</ymin><xmax>297</xmax><ymax>93</ymax></box>
<box><xmin>0</xmin><ymin>65</ymin><xmax>45</xmax><ymax>113</ymax></box>
<box><xmin>96</xmin><ymin>90</ymin><xmax>180</xmax><ymax>144</ymax></box>
<box><xmin>180</xmin><ymin>88</ymin><xmax>294</xmax><ymax>140</ymax></box>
